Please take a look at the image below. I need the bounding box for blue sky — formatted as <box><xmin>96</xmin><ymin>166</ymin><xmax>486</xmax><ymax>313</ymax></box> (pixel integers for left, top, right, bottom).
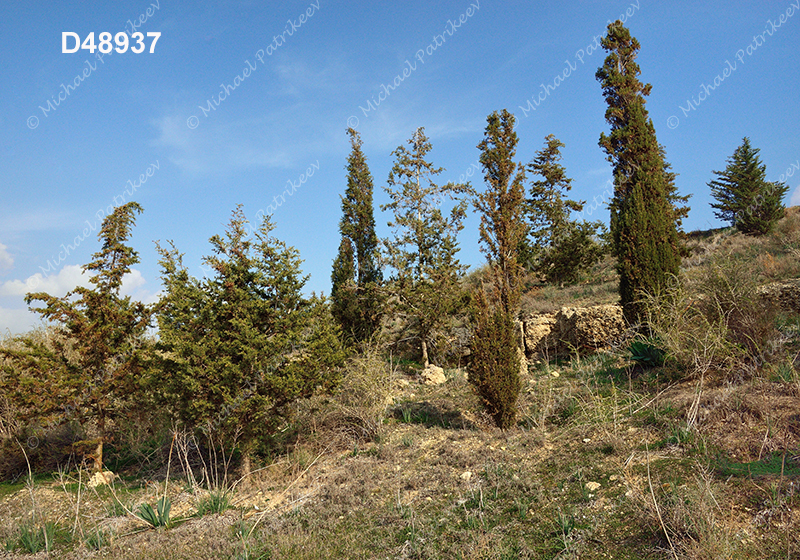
<box><xmin>2</xmin><ymin>0</ymin><xmax>799</xmax><ymax>334</ymax></box>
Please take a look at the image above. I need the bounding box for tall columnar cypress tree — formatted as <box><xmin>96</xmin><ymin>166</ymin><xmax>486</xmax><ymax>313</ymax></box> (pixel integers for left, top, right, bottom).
<box><xmin>596</xmin><ymin>22</ymin><xmax>684</xmax><ymax>323</ymax></box>
<box><xmin>331</xmin><ymin>128</ymin><xmax>383</xmax><ymax>343</ymax></box>
<box><xmin>469</xmin><ymin>109</ymin><xmax>527</xmax><ymax>430</ymax></box>
<box><xmin>708</xmin><ymin>137</ymin><xmax>788</xmax><ymax>236</ymax></box>
<box><xmin>474</xmin><ymin>110</ymin><xmax>527</xmax><ymax>315</ymax></box>
<box><xmin>381</xmin><ymin>127</ymin><xmax>470</xmax><ymax>368</ymax></box>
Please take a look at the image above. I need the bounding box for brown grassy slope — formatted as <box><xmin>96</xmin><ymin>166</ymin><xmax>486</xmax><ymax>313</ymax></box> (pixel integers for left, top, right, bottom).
<box><xmin>1</xmin><ymin>209</ymin><xmax>800</xmax><ymax>559</ymax></box>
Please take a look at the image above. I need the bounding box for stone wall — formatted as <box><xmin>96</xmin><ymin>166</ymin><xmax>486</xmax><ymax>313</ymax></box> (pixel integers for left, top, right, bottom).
<box><xmin>522</xmin><ymin>304</ymin><xmax>626</xmax><ymax>358</ymax></box>
<box><xmin>757</xmin><ymin>279</ymin><xmax>800</xmax><ymax>314</ymax></box>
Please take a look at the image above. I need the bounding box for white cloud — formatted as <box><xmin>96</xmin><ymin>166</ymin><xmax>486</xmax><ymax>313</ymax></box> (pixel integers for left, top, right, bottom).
<box><xmin>0</xmin><ymin>307</ymin><xmax>41</xmax><ymax>336</ymax></box>
<box><xmin>0</xmin><ymin>264</ymin><xmax>91</xmax><ymax>297</ymax></box>
<box><xmin>0</xmin><ymin>243</ymin><xmax>13</xmax><ymax>272</ymax></box>
<box><xmin>0</xmin><ymin>268</ymin><xmax>160</xmax><ymax>335</ymax></box>
<box><xmin>0</xmin><ymin>266</ymin><xmax>158</xmax><ymax>302</ymax></box>
<box><xmin>120</xmin><ymin>270</ymin><xmax>162</xmax><ymax>305</ymax></box>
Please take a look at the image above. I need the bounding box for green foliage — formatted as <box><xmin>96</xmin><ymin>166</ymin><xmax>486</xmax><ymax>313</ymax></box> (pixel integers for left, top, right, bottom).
<box><xmin>136</xmin><ymin>496</ymin><xmax>172</xmax><ymax>528</ymax></box>
<box><xmin>381</xmin><ymin>127</ymin><xmax>470</xmax><ymax>367</ymax></box>
<box><xmin>523</xmin><ymin>134</ymin><xmax>604</xmax><ymax>285</ymax></box>
<box><xmin>470</xmin><ymin>110</ymin><xmax>527</xmax><ymax>429</ymax></box>
<box><xmin>468</xmin><ymin>292</ymin><xmax>521</xmax><ymax>430</ymax></box>
<box><xmin>155</xmin><ymin>206</ymin><xmax>345</xmax><ymax>458</ymax></box>
<box><xmin>474</xmin><ymin>110</ymin><xmax>527</xmax><ymax>315</ymax></box>
<box><xmin>628</xmin><ymin>340</ymin><xmax>665</xmax><ymax>368</ymax></box>
<box><xmin>0</xmin><ymin>202</ymin><xmax>151</xmax><ymax>471</ymax></box>
<box><xmin>85</xmin><ymin>529</ymin><xmax>109</xmax><ymax>550</ymax></box>
<box><xmin>715</xmin><ymin>452</ymin><xmax>800</xmax><ymax>479</ymax></box>
<box><xmin>596</xmin><ymin>23</ymin><xmax>685</xmax><ymax>323</ymax></box>
<box><xmin>331</xmin><ymin>128</ymin><xmax>384</xmax><ymax>343</ymax></box>
<box><xmin>6</xmin><ymin>522</ymin><xmax>57</xmax><ymax>553</ymax></box>
<box><xmin>709</xmin><ymin>137</ymin><xmax>789</xmax><ymax>236</ymax></box>
<box><xmin>197</xmin><ymin>490</ymin><xmax>231</xmax><ymax>515</ymax></box>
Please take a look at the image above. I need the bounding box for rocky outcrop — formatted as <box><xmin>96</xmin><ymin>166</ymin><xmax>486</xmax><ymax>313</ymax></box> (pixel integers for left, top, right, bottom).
<box><xmin>522</xmin><ymin>304</ymin><xmax>626</xmax><ymax>358</ymax></box>
<box><xmin>758</xmin><ymin>279</ymin><xmax>800</xmax><ymax>314</ymax></box>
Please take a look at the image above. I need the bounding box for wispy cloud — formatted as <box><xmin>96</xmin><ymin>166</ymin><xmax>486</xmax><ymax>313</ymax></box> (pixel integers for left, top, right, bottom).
<box><xmin>0</xmin><ymin>209</ymin><xmax>76</xmax><ymax>235</ymax></box>
<box><xmin>0</xmin><ymin>243</ymin><xmax>13</xmax><ymax>272</ymax></box>
<box><xmin>151</xmin><ymin>114</ymin><xmax>295</xmax><ymax>175</ymax></box>
<box><xmin>791</xmin><ymin>185</ymin><xmax>800</xmax><ymax>207</ymax></box>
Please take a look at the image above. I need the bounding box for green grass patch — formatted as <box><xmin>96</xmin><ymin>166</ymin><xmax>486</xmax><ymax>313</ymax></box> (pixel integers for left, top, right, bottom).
<box><xmin>715</xmin><ymin>452</ymin><xmax>800</xmax><ymax>479</ymax></box>
<box><xmin>0</xmin><ymin>481</ymin><xmax>25</xmax><ymax>498</ymax></box>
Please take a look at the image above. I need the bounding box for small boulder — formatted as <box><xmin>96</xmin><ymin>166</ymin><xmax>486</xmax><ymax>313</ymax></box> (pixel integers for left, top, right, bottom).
<box><xmin>421</xmin><ymin>365</ymin><xmax>447</xmax><ymax>385</ymax></box>
<box><xmin>87</xmin><ymin>470</ymin><xmax>115</xmax><ymax>488</ymax></box>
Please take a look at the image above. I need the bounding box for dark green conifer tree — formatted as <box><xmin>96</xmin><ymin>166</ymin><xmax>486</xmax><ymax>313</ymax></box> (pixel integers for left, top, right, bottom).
<box><xmin>596</xmin><ymin>22</ymin><xmax>684</xmax><ymax>323</ymax></box>
<box><xmin>469</xmin><ymin>110</ymin><xmax>527</xmax><ymax>430</ymax></box>
<box><xmin>709</xmin><ymin>137</ymin><xmax>788</xmax><ymax>236</ymax></box>
<box><xmin>474</xmin><ymin>110</ymin><xmax>527</xmax><ymax>315</ymax></box>
<box><xmin>331</xmin><ymin>128</ymin><xmax>383</xmax><ymax>343</ymax></box>
<box><xmin>156</xmin><ymin>207</ymin><xmax>344</xmax><ymax>476</ymax></box>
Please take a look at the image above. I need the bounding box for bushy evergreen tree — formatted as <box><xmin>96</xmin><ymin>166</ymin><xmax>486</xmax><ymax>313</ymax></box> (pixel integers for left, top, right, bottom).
<box><xmin>469</xmin><ymin>109</ymin><xmax>526</xmax><ymax>430</ymax></box>
<box><xmin>523</xmin><ymin>134</ymin><xmax>604</xmax><ymax>285</ymax></box>
<box><xmin>709</xmin><ymin>137</ymin><xmax>788</xmax><ymax>236</ymax></box>
<box><xmin>156</xmin><ymin>207</ymin><xmax>344</xmax><ymax>474</ymax></box>
<box><xmin>596</xmin><ymin>22</ymin><xmax>684</xmax><ymax>323</ymax></box>
<box><xmin>1</xmin><ymin>202</ymin><xmax>151</xmax><ymax>471</ymax></box>
<box><xmin>381</xmin><ymin>127</ymin><xmax>470</xmax><ymax>368</ymax></box>
<box><xmin>331</xmin><ymin>128</ymin><xmax>383</xmax><ymax>343</ymax></box>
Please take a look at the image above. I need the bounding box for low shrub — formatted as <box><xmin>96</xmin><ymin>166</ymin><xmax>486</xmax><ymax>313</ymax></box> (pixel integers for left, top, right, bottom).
<box><xmin>645</xmin><ymin>255</ymin><xmax>781</xmax><ymax>378</ymax></box>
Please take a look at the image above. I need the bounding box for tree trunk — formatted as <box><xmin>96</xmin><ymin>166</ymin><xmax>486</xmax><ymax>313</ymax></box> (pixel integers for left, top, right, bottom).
<box><xmin>93</xmin><ymin>439</ymin><xmax>103</xmax><ymax>473</ymax></box>
<box><xmin>240</xmin><ymin>451</ymin><xmax>252</xmax><ymax>483</ymax></box>
<box><xmin>421</xmin><ymin>339</ymin><xmax>429</xmax><ymax>368</ymax></box>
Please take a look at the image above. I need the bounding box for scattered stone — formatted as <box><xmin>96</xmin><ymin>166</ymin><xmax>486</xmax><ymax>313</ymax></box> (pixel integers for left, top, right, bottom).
<box><xmin>585</xmin><ymin>481</ymin><xmax>601</xmax><ymax>492</ymax></box>
<box><xmin>421</xmin><ymin>365</ymin><xmax>447</xmax><ymax>385</ymax></box>
<box><xmin>87</xmin><ymin>470</ymin><xmax>115</xmax><ymax>488</ymax></box>
<box><xmin>460</xmin><ymin>471</ymin><xmax>472</xmax><ymax>481</ymax></box>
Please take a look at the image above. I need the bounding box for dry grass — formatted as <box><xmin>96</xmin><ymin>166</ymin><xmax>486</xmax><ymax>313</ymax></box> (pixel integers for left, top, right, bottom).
<box><xmin>3</xmin><ymin>213</ymin><xmax>800</xmax><ymax>558</ymax></box>
<box><xmin>2</xmin><ymin>356</ymin><xmax>800</xmax><ymax>558</ymax></box>
<box><xmin>520</xmin><ymin>255</ymin><xmax>619</xmax><ymax>316</ymax></box>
